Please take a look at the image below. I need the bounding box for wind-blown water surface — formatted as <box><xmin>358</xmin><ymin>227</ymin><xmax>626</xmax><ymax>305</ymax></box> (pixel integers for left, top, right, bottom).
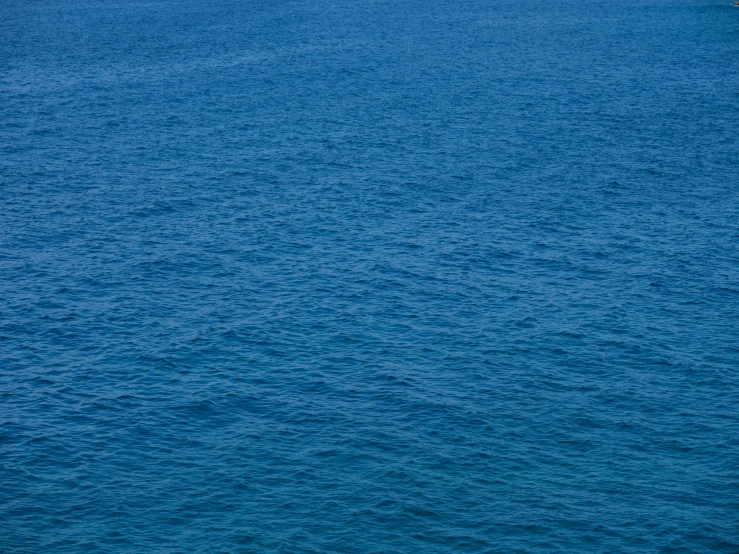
<box><xmin>1</xmin><ymin>0</ymin><xmax>738</xmax><ymax>551</ymax></box>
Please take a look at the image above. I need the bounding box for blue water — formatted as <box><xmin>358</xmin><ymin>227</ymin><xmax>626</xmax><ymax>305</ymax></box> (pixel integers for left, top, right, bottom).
<box><xmin>2</xmin><ymin>0</ymin><xmax>739</xmax><ymax>551</ymax></box>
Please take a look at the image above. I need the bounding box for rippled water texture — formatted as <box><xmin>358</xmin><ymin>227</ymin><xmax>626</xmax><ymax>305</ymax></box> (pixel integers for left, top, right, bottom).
<box><xmin>2</xmin><ymin>0</ymin><xmax>739</xmax><ymax>551</ymax></box>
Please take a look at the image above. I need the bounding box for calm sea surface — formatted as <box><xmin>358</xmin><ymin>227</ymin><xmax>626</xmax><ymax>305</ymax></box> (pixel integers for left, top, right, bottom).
<box><xmin>1</xmin><ymin>0</ymin><xmax>738</xmax><ymax>552</ymax></box>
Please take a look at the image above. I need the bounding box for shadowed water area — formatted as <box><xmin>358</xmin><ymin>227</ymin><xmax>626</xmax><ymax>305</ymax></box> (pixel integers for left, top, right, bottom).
<box><xmin>1</xmin><ymin>0</ymin><xmax>739</xmax><ymax>551</ymax></box>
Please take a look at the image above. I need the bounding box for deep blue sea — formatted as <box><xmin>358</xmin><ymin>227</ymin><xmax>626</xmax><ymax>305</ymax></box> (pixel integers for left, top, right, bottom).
<box><xmin>2</xmin><ymin>0</ymin><xmax>739</xmax><ymax>551</ymax></box>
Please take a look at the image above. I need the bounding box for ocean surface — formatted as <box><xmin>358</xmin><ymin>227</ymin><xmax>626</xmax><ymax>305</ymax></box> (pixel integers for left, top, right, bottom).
<box><xmin>2</xmin><ymin>0</ymin><xmax>739</xmax><ymax>551</ymax></box>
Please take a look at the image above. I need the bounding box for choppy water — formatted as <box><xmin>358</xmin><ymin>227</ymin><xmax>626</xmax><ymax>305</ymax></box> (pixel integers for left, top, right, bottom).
<box><xmin>2</xmin><ymin>0</ymin><xmax>739</xmax><ymax>551</ymax></box>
